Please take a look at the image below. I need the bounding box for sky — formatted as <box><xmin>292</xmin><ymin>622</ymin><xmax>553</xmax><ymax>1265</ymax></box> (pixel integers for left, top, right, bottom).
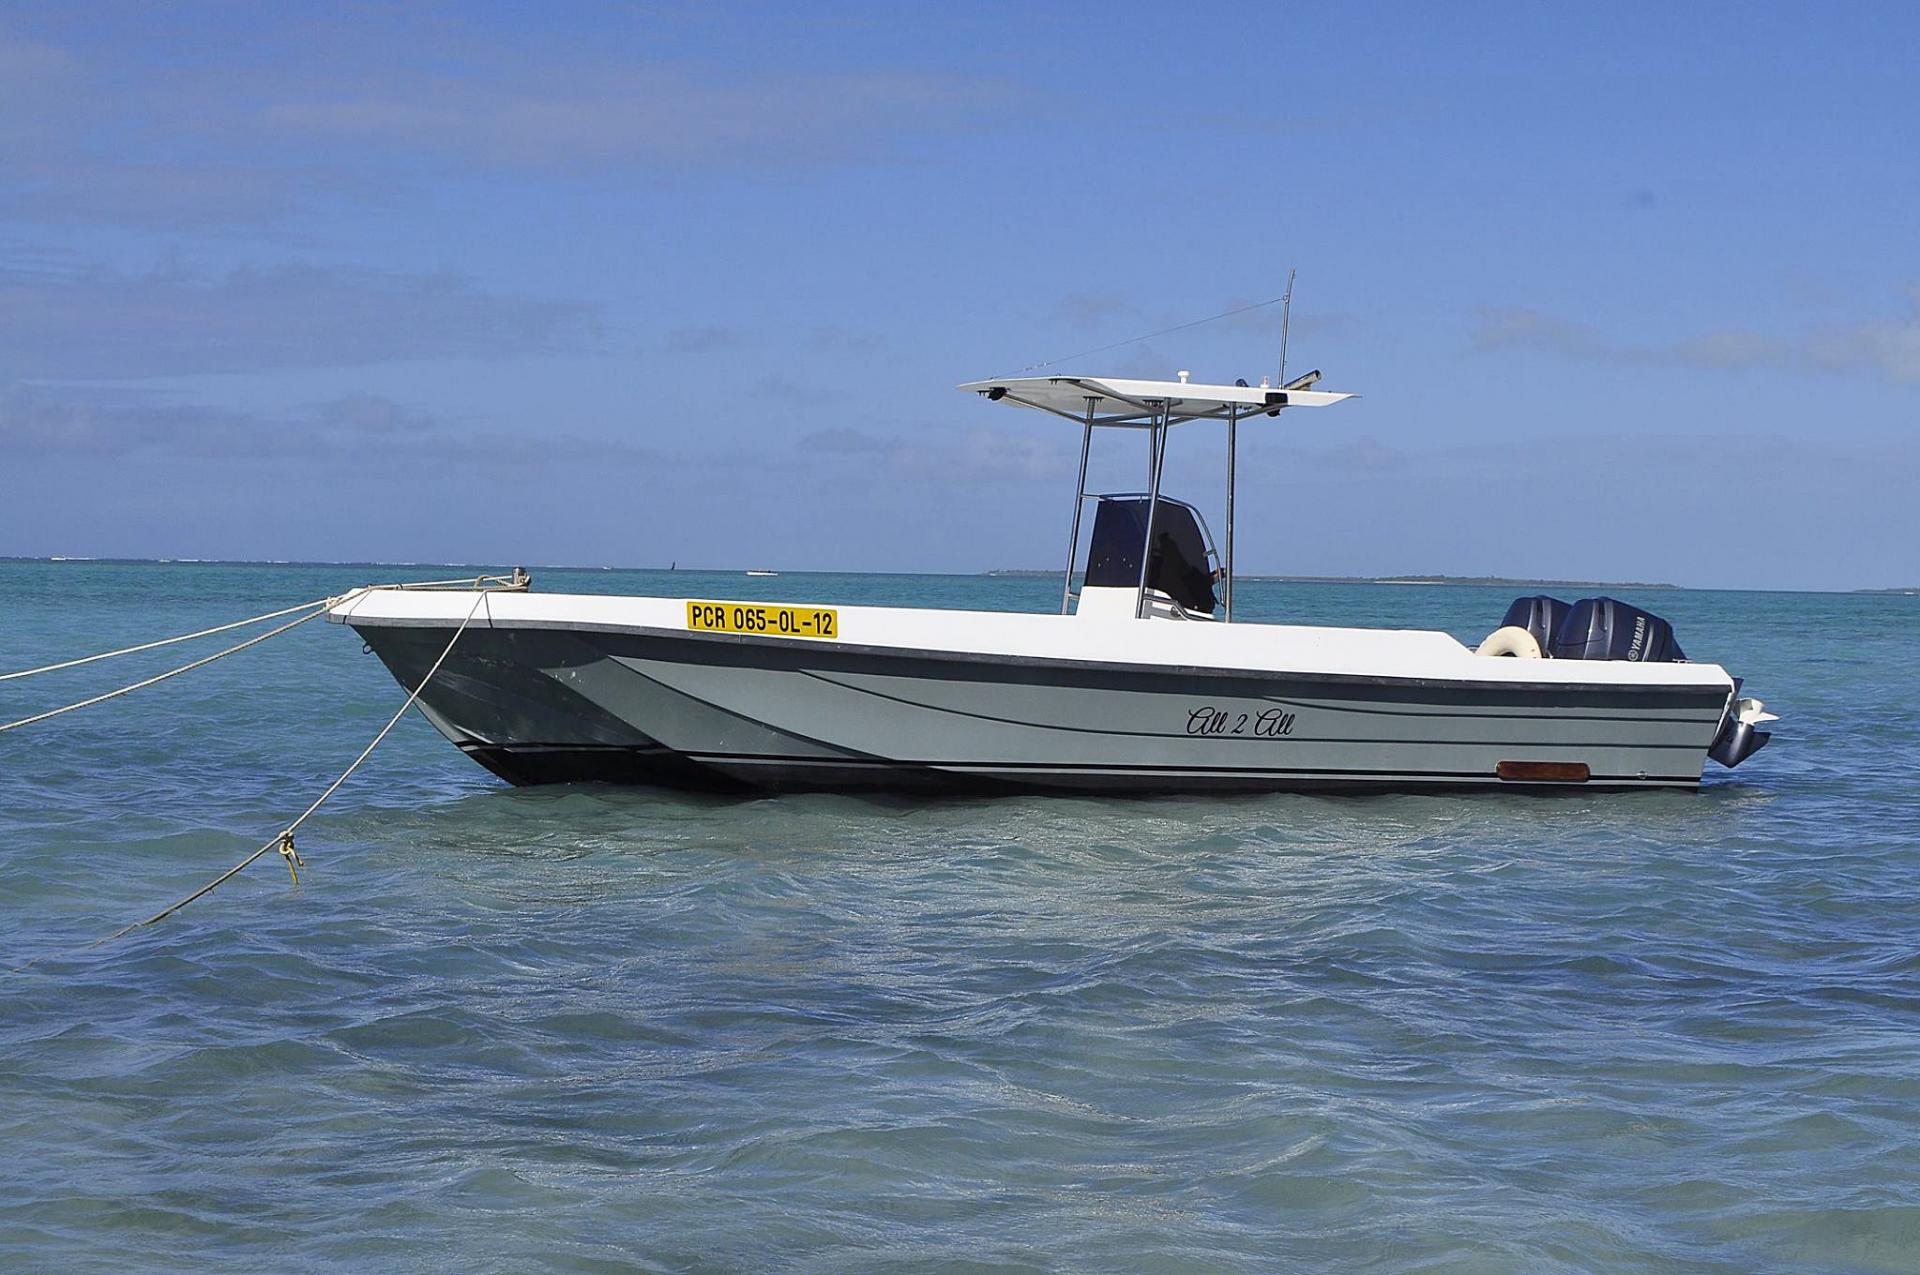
<box><xmin>0</xmin><ymin>2</ymin><xmax>1915</xmax><ymax>590</ymax></box>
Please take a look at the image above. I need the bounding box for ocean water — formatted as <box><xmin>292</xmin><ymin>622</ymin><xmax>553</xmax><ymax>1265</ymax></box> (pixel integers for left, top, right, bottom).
<box><xmin>2</xmin><ymin>561</ymin><xmax>1917</xmax><ymax>1274</ymax></box>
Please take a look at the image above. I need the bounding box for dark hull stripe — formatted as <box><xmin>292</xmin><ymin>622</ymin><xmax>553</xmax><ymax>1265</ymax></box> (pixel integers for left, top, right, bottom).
<box><xmin>620</xmin><ymin>637</ymin><xmax>1724</xmax><ymax>712</ymax></box>
<box><xmin>681</xmin><ymin>750</ymin><xmax>1701</xmax><ymax>784</ymax></box>
<box><xmin>463</xmin><ymin>740</ymin><xmax>1702</xmax><ymax>781</ymax></box>
<box><xmin>1257</xmin><ymin>694</ymin><xmax>1715</xmax><ymax>723</ymax></box>
<box><xmin>457</xmin><ymin>743</ymin><xmax>1700</xmax><ymax>793</ymax></box>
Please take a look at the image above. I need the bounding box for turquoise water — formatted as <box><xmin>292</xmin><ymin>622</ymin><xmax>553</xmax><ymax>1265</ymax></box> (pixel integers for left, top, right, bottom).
<box><xmin>3</xmin><ymin>562</ymin><xmax>1917</xmax><ymax>1273</ymax></box>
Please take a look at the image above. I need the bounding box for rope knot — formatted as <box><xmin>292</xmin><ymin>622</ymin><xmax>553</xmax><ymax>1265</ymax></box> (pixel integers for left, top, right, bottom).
<box><xmin>277</xmin><ymin>831</ymin><xmax>304</xmax><ymax>886</ymax></box>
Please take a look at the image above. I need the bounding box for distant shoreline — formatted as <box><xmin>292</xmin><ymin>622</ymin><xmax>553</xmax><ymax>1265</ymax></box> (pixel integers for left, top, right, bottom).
<box><xmin>7</xmin><ymin>557</ymin><xmax>1915</xmax><ymax>594</ymax></box>
<box><xmin>985</xmin><ymin>569</ymin><xmax>1680</xmax><ymax>589</ymax></box>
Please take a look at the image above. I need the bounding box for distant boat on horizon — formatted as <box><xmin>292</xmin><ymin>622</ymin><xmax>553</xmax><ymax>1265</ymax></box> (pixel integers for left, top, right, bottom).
<box><xmin>746</xmin><ymin>569</ymin><xmax>778</xmax><ymax>577</ymax></box>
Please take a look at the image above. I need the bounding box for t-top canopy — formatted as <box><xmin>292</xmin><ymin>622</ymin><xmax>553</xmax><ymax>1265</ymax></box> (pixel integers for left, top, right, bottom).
<box><xmin>958</xmin><ymin>374</ymin><xmax>1355</xmax><ymax>427</ymax></box>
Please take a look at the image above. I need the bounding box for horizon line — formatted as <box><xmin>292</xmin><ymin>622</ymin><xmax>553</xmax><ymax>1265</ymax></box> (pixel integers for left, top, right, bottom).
<box><xmin>3</xmin><ymin>556</ymin><xmax>1913</xmax><ymax>597</ymax></box>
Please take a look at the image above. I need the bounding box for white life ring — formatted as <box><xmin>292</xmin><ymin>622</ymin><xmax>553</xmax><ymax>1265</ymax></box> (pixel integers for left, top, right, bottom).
<box><xmin>1476</xmin><ymin>625</ymin><xmax>1543</xmax><ymax>658</ymax></box>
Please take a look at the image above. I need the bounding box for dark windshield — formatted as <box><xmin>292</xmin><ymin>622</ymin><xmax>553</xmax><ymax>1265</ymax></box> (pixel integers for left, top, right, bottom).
<box><xmin>1084</xmin><ymin>497</ymin><xmax>1217</xmax><ymax>614</ymax></box>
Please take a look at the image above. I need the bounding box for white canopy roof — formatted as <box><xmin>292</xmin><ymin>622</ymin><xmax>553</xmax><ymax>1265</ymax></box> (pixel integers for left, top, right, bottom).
<box><xmin>958</xmin><ymin>374</ymin><xmax>1355</xmax><ymax>427</ymax></box>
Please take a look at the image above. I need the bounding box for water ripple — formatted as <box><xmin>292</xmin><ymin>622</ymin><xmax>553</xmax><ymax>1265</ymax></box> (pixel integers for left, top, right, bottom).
<box><xmin>3</xmin><ymin>566</ymin><xmax>1918</xmax><ymax>1271</ymax></box>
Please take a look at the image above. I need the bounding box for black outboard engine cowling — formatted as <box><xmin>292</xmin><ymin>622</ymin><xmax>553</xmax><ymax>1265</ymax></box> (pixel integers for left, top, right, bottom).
<box><xmin>1550</xmin><ymin>597</ymin><xmax>1686</xmax><ymax>663</ymax></box>
<box><xmin>1499</xmin><ymin>595</ymin><xmax>1571</xmax><ymax>655</ymax></box>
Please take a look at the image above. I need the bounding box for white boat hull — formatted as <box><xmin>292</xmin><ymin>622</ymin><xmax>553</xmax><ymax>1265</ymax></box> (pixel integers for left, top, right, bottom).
<box><xmin>330</xmin><ymin>590</ymin><xmax>1739</xmax><ymax>794</ymax></box>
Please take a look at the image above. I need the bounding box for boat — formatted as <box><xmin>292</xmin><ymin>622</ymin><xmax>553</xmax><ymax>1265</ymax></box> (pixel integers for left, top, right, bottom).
<box><xmin>329</xmin><ymin>370</ymin><xmax>1776</xmax><ymax>793</ymax></box>
<box><xmin>745</xmin><ymin>569</ymin><xmax>779</xmax><ymax>577</ymax></box>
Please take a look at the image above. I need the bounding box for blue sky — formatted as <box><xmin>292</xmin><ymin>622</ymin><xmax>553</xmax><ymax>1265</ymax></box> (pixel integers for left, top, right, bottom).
<box><xmin>1</xmin><ymin>2</ymin><xmax>1914</xmax><ymax>589</ymax></box>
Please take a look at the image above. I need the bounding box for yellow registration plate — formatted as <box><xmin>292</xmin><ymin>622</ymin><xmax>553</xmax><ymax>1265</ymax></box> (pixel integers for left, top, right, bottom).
<box><xmin>686</xmin><ymin>601</ymin><xmax>839</xmax><ymax>639</ymax></box>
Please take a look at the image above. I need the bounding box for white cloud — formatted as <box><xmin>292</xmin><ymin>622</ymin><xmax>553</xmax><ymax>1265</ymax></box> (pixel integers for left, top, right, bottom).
<box><xmin>0</xmin><ymin>26</ymin><xmax>1013</xmax><ymax>234</ymax></box>
<box><xmin>0</xmin><ymin>382</ymin><xmax>668</xmax><ymax>470</ymax></box>
<box><xmin>1473</xmin><ymin>291</ymin><xmax>1920</xmax><ymax>387</ymax></box>
<box><xmin>0</xmin><ymin>262</ymin><xmax>600</xmax><ymax>380</ymax></box>
<box><xmin>1811</xmin><ymin>286</ymin><xmax>1920</xmax><ymax>385</ymax></box>
<box><xmin>256</xmin><ymin>67</ymin><xmax>1008</xmax><ymax>169</ymax></box>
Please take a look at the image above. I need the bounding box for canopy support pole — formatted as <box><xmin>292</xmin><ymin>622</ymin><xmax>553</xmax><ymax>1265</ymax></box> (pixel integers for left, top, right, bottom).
<box><xmin>1061</xmin><ymin>398</ymin><xmax>1095</xmax><ymax>615</ymax></box>
<box><xmin>1135</xmin><ymin>402</ymin><xmax>1169</xmax><ymax>619</ymax></box>
<box><xmin>1224</xmin><ymin>403</ymin><xmax>1238</xmax><ymax>622</ymax></box>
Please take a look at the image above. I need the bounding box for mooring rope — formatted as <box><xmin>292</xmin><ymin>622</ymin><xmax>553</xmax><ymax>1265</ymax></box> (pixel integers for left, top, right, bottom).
<box><xmin>0</xmin><ymin>570</ymin><xmax>530</xmax><ymax>736</ymax></box>
<box><xmin>0</xmin><ymin>604</ymin><xmax>337</xmax><ymax>734</ymax></box>
<box><xmin>28</xmin><ymin>587</ymin><xmax>496</xmax><ymax>964</ymax></box>
<box><xmin>0</xmin><ymin>571</ymin><xmax>517</xmax><ymax>684</ymax></box>
<box><xmin>0</xmin><ymin>597</ymin><xmax>339</xmax><ymax>683</ymax></box>
<box><xmin>3</xmin><ymin>573</ymin><xmax>527</xmax><ymax>970</ymax></box>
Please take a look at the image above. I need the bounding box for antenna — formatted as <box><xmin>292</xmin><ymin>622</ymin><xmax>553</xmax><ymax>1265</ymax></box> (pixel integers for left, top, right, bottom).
<box><xmin>1276</xmin><ymin>267</ymin><xmax>1297</xmax><ymax>387</ymax></box>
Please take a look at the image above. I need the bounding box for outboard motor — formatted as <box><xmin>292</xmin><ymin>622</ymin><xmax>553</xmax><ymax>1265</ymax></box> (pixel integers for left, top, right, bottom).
<box><xmin>1550</xmin><ymin>597</ymin><xmax>1686</xmax><ymax>663</ymax></box>
<box><xmin>1498</xmin><ymin>595</ymin><xmax>1570</xmax><ymax>656</ymax></box>
<box><xmin>1491</xmin><ymin>595</ymin><xmax>1775</xmax><ymax>769</ymax></box>
<box><xmin>1709</xmin><ymin>677</ymin><xmax>1777</xmax><ymax>767</ymax></box>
